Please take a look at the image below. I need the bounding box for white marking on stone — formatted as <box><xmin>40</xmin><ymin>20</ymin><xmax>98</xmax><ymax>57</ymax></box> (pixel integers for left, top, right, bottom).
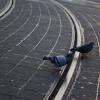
<box><xmin>16</xmin><ymin>5</ymin><xmax>41</xmax><ymax>46</ymax></box>
<box><xmin>0</xmin><ymin>3</ymin><xmax>32</xmax><ymax>44</ymax></box>
<box><xmin>81</xmin><ymin>14</ymin><xmax>100</xmax><ymax>54</ymax></box>
<box><xmin>4</xmin><ymin>4</ymin><xmax>42</xmax><ymax>76</ymax></box>
<box><xmin>18</xmin><ymin>3</ymin><xmax>62</xmax><ymax>91</ymax></box>
<box><xmin>88</xmin><ymin>82</ymin><xmax>93</xmax><ymax>84</ymax></box>
<box><xmin>83</xmin><ymin>76</ymin><xmax>87</xmax><ymax>79</ymax></box>
<box><xmin>95</xmin><ymin>73</ymin><xmax>100</xmax><ymax>100</ymax></box>
<box><xmin>86</xmin><ymin>14</ymin><xmax>100</xmax><ymax>54</ymax></box>
<box><xmin>81</xmin><ymin>86</ymin><xmax>84</xmax><ymax>89</ymax></box>
<box><xmin>0</xmin><ymin>7</ymin><xmax>24</xmax><ymax>32</ymax></box>
<box><xmin>4</xmin><ymin>3</ymin><xmax>51</xmax><ymax>79</ymax></box>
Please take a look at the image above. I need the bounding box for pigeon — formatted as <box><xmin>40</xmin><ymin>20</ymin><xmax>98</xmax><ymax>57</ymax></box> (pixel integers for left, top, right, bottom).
<box><xmin>70</xmin><ymin>42</ymin><xmax>94</xmax><ymax>53</ymax></box>
<box><xmin>43</xmin><ymin>52</ymin><xmax>73</xmax><ymax>67</ymax></box>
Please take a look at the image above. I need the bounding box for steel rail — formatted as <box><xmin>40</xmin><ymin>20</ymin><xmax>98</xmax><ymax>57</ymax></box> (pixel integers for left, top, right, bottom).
<box><xmin>44</xmin><ymin>0</ymin><xmax>83</xmax><ymax>100</ymax></box>
<box><xmin>0</xmin><ymin>0</ymin><xmax>15</xmax><ymax>20</ymax></box>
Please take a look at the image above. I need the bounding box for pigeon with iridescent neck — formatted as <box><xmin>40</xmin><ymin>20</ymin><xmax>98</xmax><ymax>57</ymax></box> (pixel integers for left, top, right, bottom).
<box><xmin>43</xmin><ymin>52</ymin><xmax>73</xmax><ymax>68</ymax></box>
<box><xmin>70</xmin><ymin>42</ymin><xmax>94</xmax><ymax>53</ymax></box>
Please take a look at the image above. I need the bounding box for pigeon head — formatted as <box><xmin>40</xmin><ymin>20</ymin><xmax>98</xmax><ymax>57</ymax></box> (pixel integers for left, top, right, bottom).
<box><xmin>66</xmin><ymin>52</ymin><xmax>73</xmax><ymax>57</ymax></box>
<box><xmin>89</xmin><ymin>42</ymin><xmax>95</xmax><ymax>46</ymax></box>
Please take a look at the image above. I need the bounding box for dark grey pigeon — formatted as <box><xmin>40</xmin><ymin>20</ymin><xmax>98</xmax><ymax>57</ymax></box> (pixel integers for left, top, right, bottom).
<box><xmin>70</xmin><ymin>42</ymin><xmax>94</xmax><ymax>53</ymax></box>
<box><xmin>43</xmin><ymin>52</ymin><xmax>73</xmax><ymax>68</ymax></box>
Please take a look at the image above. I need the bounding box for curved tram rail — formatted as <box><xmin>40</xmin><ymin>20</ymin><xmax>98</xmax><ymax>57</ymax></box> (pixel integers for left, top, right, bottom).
<box><xmin>0</xmin><ymin>0</ymin><xmax>15</xmax><ymax>20</ymax></box>
<box><xmin>44</xmin><ymin>0</ymin><xmax>83</xmax><ymax>100</ymax></box>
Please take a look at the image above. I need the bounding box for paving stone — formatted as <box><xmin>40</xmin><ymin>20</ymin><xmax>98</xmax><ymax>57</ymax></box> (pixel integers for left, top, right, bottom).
<box><xmin>0</xmin><ymin>94</ymin><xmax>13</xmax><ymax>100</ymax></box>
<box><xmin>17</xmin><ymin>89</ymin><xmax>44</xmax><ymax>100</ymax></box>
<box><xmin>68</xmin><ymin>95</ymin><xmax>94</xmax><ymax>100</ymax></box>
<box><xmin>13</xmin><ymin>97</ymin><xmax>29</xmax><ymax>100</ymax></box>
<box><xmin>0</xmin><ymin>0</ymin><xmax>75</xmax><ymax>99</ymax></box>
<box><xmin>70</xmin><ymin>87</ymin><xmax>96</xmax><ymax>100</ymax></box>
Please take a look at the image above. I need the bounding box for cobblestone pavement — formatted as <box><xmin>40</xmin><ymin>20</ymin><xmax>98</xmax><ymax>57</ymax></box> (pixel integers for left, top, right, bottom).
<box><xmin>57</xmin><ymin>0</ymin><xmax>100</xmax><ymax>100</ymax></box>
<box><xmin>0</xmin><ymin>0</ymin><xmax>72</xmax><ymax>100</ymax></box>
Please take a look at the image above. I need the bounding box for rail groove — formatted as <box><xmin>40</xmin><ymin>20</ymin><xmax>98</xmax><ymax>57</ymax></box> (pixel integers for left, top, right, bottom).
<box><xmin>44</xmin><ymin>0</ymin><xmax>82</xmax><ymax>100</ymax></box>
<box><xmin>0</xmin><ymin>0</ymin><xmax>14</xmax><ymax>19</ymax></box>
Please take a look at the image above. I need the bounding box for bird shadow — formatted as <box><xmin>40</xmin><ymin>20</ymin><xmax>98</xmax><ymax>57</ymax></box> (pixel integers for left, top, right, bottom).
<box><xmin>81</xmin><ymin>53</ymin><xmax>88</xmax><ymax>60</ymax></box>
<box><xmin>72</xmin><ymin>53</ymin><xmax>89</xmax><ymax>61</ymax></box>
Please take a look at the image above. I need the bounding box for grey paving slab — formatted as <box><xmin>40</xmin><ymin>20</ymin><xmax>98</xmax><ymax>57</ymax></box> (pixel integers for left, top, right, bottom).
<box><xmin>0</xmin><ymin>0</ymin><xmax>25</xmax><ymax>29</ymax></box>
<box><xmin>0</xmin><ymin>0</ymin><xmax>72</xmax><ymax>100</ymax></box>
<box><xmin>16</xmin><ymin>70</ymin><xmax>59</xmax><ymax>100</ymax></box>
